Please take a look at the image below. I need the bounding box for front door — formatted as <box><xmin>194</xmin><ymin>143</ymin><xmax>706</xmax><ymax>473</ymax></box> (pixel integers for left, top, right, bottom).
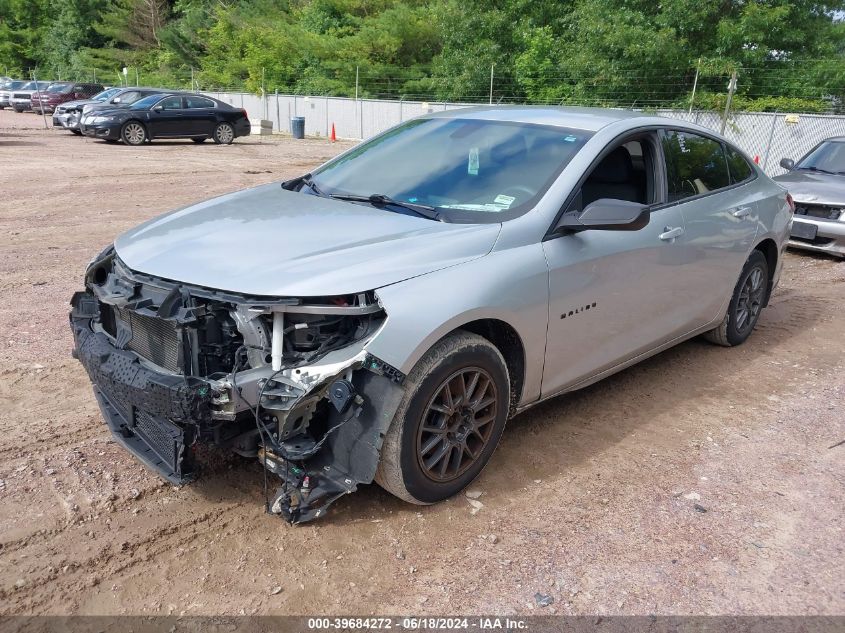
<box><xmin>147</xmin><ymin>96</ymin><xmax>185</xmax><ymax>137</ymax></box>
<box><xmin>541</xmin><ymin>133</ymin><xmax>693</xmax><ymax>396</ymax></box>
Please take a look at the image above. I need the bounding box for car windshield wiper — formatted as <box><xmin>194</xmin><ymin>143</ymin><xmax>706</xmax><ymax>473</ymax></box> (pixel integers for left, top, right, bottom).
<box><xmin>329</xmin><ymin>193</ymin><xmax>442</xmax><ymax>221</ymax></box>
<box><xmin>798</xmin><ymin>166</ymin><xmax>836</xmax><ymax>175</ymax></box>
<box><xmin>281</xmin><ymin>173</ymin><xmax>328</xmax><ymax>197</ymax></box>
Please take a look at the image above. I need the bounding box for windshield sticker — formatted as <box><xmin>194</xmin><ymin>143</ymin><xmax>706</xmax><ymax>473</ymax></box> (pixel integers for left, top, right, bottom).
<box><xmin>493</xmin><ymin>194</ymin><xmax>516</xmax><ymax>206</ymax></box>
<box><xmin>563</xmin><ymin>135</ymin><xmax>578</xmax><ymax>142</ymax></box>
<box><xmin>468</xmin><ymin>147</ymin><xmax>480</xmax><ymax>175</ymax></box>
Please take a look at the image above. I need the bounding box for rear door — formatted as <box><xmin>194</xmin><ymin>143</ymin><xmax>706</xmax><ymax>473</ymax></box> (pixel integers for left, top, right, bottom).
<box><xmin>657</xmin><ymin>129</ymin><xmax>759</xmax><ymax>326</ymax></box>
<box><xmin>183</xmin><ymin>95</ymin><xmax>217</xmax><ymax>136</ymax></box>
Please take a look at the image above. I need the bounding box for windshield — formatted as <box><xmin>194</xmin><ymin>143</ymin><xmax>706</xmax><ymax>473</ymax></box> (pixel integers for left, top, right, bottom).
<box><xmin>21</xmin><ymin>81</ymin><xmax>47</xmax><ymax>90</ymax></box>
<box><xmin>46</xmin><ymin>83</ymin><xmax>72</xmax><ymax>93</ymax></box>
<box><xmin>92</xmin><ymin>88</ymin><xmax>120</xmax><ymax>101</ymax></box>
<box><xmin>129</xmin><ymin>94</ymin><xmax>168</xmax><ymax>110</ymax></box>
<box><xmin>4</xmin><ymin>81</ymin><xmax>25</xmax><ymax>90</ymax></box>
<box><xmin>796</xmin><ymin>141</ymin><xmax>845</xmax><ymax>175</ymax></box>
<box><xmin>310</xmin><ymin>118</ymin><xmax>592</xmax><ymax>222</ymax></box>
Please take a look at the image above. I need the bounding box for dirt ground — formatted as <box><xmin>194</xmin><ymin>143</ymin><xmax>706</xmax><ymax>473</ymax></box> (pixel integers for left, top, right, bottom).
<box><xmin>0</xmin><ymin>108</ymin><xmax>843</xmax><ymax>617</ymax></box>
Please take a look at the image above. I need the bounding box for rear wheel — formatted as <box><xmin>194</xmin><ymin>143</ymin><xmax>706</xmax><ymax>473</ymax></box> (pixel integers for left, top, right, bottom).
<box><xmin>121</xmin><ymin>121</ymin><xmax>147</xmax><ymax>146</ymax></box>
<box><xmin>375</xmin><ymin>331</ymin><xmax>510</xmax><ymax>505</ymax></box>
<box><xmin>704</xmin><ymin>250</ymin><xmax>768</xmax><ymax>347</ymax></box>
<box><xmin>212</xmin><ymin>122</ymin><xmax>235</xmax><ymax>145</ymax></box>
<box><xmin>13</xmin><ymin>107</ymin><xmax>23</xmax><ymax>113</ymax></box>
<box><xmin>70</xmin><ymin>129</ymin><xmax>82</xmax><ymax>136</ymax></box>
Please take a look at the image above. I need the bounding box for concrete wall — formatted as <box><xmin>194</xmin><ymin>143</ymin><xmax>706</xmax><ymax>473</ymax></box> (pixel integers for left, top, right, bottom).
<box><xmin>206</xmin><ymin>91</ymin><xmax>845</xmax><ymax>177</ymax></box>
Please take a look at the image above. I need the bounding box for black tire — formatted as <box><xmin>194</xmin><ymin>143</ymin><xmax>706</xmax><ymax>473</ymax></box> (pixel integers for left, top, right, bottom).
<box><xmin>704</xmin><ymin>250</ymin><xmax>768</xmax><ymax>347</ymax></box>
<box><xmin>70</xmin><ymin>129</ymin><xmax>82</xmax><ymax>136</ymax></box>
<box><xmin>191</xmin><ymin>136</ymin><xmax>206</xmax><ymax>143</ymax></box>
<box><xmin>212</xmin><ymin>122</ymin><xmax>235</xmax><ymax>145</ymax></box>
<box><xmin>13</xmin><ymin>107</ymin><xmax>23</xmax><ymax>113</ymax></box>
<box><xmin>120</xmin><ymin>120</ymin><xmax>147</xmax><ymax>146</ymax></box>
<box><xmin>375</xmin><ymin>331</ymin><xmax>510</xmax><ymax>505</ymax></box>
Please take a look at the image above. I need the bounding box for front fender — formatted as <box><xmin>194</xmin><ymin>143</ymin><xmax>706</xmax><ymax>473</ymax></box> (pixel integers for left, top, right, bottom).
<box><xmin>367</xmin><ymin>242</ymin><xmax>550</xmax><ymax>408</ymax></box>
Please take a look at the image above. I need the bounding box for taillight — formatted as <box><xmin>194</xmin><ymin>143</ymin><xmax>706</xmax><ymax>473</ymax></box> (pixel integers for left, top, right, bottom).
<box><xmin>786</xmin><ymin>192</ymin><xmax>796</xmax><ymax>214</ymax></box>
<box><xmin>240</xmin><ymin>109</ymin><xmax>248</xmax><ymax>119</ymax></box>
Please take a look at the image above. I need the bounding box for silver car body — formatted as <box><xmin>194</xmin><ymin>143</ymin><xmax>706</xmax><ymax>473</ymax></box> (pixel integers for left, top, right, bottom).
<box><xmin>71</xmin><ymin>106</ymin><xmax>791</xmax><ymax>522</ymax></box>
<box><xmin>773</xmin><ymin>142</ymin><xmax>845</xmax><ymax>258</ymax></box>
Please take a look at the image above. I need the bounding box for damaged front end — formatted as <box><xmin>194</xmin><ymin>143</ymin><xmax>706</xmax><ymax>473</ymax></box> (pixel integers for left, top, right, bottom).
<box><xmin>70</xmin><ymin>247</ymin><xmax>406</xmax><ymax>523</ymax></box>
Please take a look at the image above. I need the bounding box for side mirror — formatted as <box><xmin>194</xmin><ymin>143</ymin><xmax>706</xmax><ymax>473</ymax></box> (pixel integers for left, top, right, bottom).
<box><xmin>779</xmin><ymin>158</ymin><xmax>795</xmax><ymax>171</ymax></box>
<box><xmin>153</xmin><ymin>105</ymin><xmax>163</xmax><ymax>112</ymax></box>
<box><xmin>556</xmin><ymin>199</ymin><xmax>650</xmax><ymax>233</ymax></box>
<box><xmin>111</xmin><ymin>97</ymin><xmax>121</xmax><ymax>103</ymax></box>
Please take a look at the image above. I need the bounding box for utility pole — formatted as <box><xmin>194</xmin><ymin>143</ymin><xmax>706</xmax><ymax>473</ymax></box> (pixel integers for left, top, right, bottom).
<box><xmin>720</xmin><ymin>71</ymin><xmax>737</xmax><ymax>135</ymax></box>
<box><xmin>355</xmin><ymin>65</ymin><xmax>359</xmax><ymax>102</ymax></box>
<box><xmin>489</xmin><ymin>64</ymin><xmax>494</xmax><ymax>105</ymax></box>
<box><xmin>688</xmin><ymin>58</ymin><xmax>701</xmax><ymax>115</ymax></box>
<box><xmin>31</xmin><ymin>71</ymin><xmax>48</xmax><ymax>130</ymax></box>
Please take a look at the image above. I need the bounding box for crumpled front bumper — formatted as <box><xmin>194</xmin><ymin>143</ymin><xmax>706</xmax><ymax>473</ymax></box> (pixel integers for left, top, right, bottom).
<box><xmin>70</xmin><ymin>291</ymin><xmax>212</xmax><ymax>484</ymax></box>
<box><xmin>70</xmin><ymin>287</ymin><xmax>407</xmax><ymax>524</ymax></box>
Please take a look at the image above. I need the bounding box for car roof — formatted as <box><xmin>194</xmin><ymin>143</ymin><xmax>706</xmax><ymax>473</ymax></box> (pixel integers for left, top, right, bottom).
<box><xmin>426</xmin><ymin>105</ymin><xmax>684</xmax><ymax>133</ymax></box>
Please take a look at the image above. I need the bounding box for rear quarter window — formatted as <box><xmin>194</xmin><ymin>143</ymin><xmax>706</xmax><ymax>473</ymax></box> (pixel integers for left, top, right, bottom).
<box><xmin>661</xmin><ymin>130</ymin><xmax>731</xmax><ymax>202</ymax></box>
<box><xmin>726</xmin><ymin>145</ymin><xmax>754</xmax><ymax>184</ymax></box>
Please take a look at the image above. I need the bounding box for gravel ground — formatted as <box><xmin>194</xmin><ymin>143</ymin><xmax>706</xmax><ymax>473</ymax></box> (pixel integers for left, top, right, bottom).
<box><xmin>0</xmin><ymin>109</ymin><xmax>843</xmax><ymax>616</ymax></box>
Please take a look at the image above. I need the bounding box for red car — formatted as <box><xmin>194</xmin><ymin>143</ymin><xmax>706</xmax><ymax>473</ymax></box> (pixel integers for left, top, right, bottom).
<box><xmin>31</xmin><ymin>82</ymin><xmax>103</xmax><ymax>114</ymax></box>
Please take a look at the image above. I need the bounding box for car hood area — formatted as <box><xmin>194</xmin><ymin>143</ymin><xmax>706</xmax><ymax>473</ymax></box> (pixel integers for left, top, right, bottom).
<box><xmin>114</xmin><ymin>183</ymin><xmax>502</xmax><ymax>297</ymax></box>
<box><xmin>773</xmin><ymin>171</ymin><xmax>845</xmax><ymax>206</ymax></box>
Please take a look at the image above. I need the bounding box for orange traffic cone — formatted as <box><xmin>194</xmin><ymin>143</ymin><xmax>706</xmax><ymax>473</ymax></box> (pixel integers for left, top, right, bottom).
<box><xmin>330</xmin><ymin>123</ymin><xmax>336</xmax><ymax>143</ymax></box>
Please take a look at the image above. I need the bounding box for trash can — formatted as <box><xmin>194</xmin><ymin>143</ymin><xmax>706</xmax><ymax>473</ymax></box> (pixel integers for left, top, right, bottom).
<box><xmin>291</xmin><ymin>116</ymin><xmax>305</xmax><ymax>139</ymax></box>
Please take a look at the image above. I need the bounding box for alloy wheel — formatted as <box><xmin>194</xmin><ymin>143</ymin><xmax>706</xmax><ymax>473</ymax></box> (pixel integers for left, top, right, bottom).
<box><xmin>735</xmin><ymin>265</ymin><xmax>765</xmax><ymax>333</ymax></box>
<box><xmin>215</xmin><ymin>123</ymin><xmax>234</xmax><ymax>144</ymax></box>
<box><xmin>123</xmin><ymin>122</ymin><xmax>145</xmax><ymax>145</ymax></box>
<box><xmin>416</xmin><ymin>367</ymin><xmax>499</xmax><ymax>482</ymax></box>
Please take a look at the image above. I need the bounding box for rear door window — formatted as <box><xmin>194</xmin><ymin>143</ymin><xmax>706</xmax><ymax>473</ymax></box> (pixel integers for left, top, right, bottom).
<box><xmin>661</xmin><ymin>130</ymin><xmax>731</xmax><ymax>202</ymax></box>
<box><xmin>185</xmin><ymin>96</ymin><xmax>215</xmax><ymax>109</ymax></box>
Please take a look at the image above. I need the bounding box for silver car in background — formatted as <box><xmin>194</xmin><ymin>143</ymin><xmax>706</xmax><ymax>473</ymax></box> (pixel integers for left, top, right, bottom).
<box><xmin>774</xmin><ymin>137</ymin><xmax>845</xmax><ymax>258</ymax></box>
<box><xmin>0</xmin><ymin>80</ymin><xmax>25</xmax><ymax>109</ymax></box>
<box><xmin>53</xmin><ymin>87</ymin><xmax>122</xmax><ymax>133</ymax></box>
<box><xmin>9</xmin><ymin>80</ymin><xmax>52</xmax><ymax>112</ymax></box>
<box><xmin>70</xmin><ymin>107</ymin><xmax>792</xmax><ymax>524</ymax></box>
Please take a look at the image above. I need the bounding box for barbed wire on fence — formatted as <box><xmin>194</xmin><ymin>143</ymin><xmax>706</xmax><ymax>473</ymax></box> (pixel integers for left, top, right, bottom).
<box><xmin>13</xmin><ymin>61</ymin><xmax>845</xmax><ymax>114</ymax></box>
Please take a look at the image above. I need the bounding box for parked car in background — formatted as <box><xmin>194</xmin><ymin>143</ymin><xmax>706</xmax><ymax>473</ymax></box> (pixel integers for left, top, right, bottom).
<box><xmin>53</xmin><ymin>87</ymin><xmax>165</xmax><ymax>134</ymax></box>
<box><xmin>80</xmin><ymin>92</ymin><xmax>250</xmax><ymax>145</ymax></box>
<box><xmin>10</xmin><ymin>80</ymin><xmax>52</xmax><ymax>112</ymax></box>
<box><xmin>0</xmin><ymin>80</ymin><xmax>26</xmax><ymax>109</ymax></box>
<box><xmin>774</xmin><ymin>137</ymin><xmax>845</xmax><ymax>258</ymax></box>
<box><xmin>70</xmin><ymin>107</ymin><xmax>790</xmax><ymax>524</ymax></box>
<box><xmin>31</xmin><ymin>81</ymin><xmax>103</xmax><ymax>114</ymax></box>
<box><xmin>53</xmin><ymin>87</ymin><xmax>121</xmax><ymax>133</ymax></box>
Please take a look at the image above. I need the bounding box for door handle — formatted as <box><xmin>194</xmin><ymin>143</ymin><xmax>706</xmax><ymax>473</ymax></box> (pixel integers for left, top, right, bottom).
<box><xmin>659</xmin><ymin>226</ymin><xmax>684</xmax><ymax>241</ymax></box>
<box><xmin>732</xmin><ymin>206</ymin><xmax>752</xmax><ymax>219</ymax></box>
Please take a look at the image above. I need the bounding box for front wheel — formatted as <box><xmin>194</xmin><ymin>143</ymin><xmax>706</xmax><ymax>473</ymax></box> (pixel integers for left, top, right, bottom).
<box><xmin>375</xmin><ymin>332</ymin><xmax>510</xmax><ymax>505</ymax></box>
<box><xmin>704</xmin><ymin>250</ymin><xmax>768</xmax><ymax>347</ymax></box>
<box><xmin>212</xmin><ymin>122</ymin><xmax>235</xmax><ymax>145</ymax></box>
<box><xmin>121</xmin><ymin>121</ymin><xmax>147</xmax><ymax>146</ymax></box>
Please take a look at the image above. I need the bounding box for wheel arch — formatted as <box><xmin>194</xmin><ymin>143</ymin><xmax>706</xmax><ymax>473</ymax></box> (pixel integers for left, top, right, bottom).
<box><xmin>753</xmin><ymin>237</ymin><xmax>778</xmax><ymax>306</ymax></box>
<box><xmin>442</xmin><ymin>318</ymin><xmax>525</xmax><ymax>418</ymax></box>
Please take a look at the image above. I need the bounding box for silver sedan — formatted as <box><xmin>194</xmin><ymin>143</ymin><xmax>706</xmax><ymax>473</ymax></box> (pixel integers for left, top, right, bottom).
<box><xmin>70</xmin><ymin>107</ymin><xmax>792</xmax><ymax>523</ymax></box>
<box><xmin>774</xmin><ymin>137</ymin><xmax>845</xmax><ymax>258</ymax></box>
